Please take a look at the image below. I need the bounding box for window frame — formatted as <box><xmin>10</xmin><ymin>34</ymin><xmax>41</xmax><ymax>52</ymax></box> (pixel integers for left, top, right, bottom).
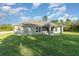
<box><xmin>35</xmin><ymin>27</ymin><xmax>41</xmax><ymax>32</ymax></box>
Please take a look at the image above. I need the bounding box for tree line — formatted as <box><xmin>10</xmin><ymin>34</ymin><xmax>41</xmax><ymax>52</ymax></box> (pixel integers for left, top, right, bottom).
<box><xmin>43</xmin><ymin>16</ymin><xmax>79</xmax><ymax>32</ymax></box>
<box><xmin>0</xmin><ymin>16</ymin><xmax>79</xmax><ymax>32</ymax></box>
<box><xmin>0</xmin><ymin>24</ymin><xmax>14</xmax><ymax>31</ymax></box>
<box><xmin>51</xmin><ymin>19</ymin><xmax>79</xmax><ymax>31</ymax></box>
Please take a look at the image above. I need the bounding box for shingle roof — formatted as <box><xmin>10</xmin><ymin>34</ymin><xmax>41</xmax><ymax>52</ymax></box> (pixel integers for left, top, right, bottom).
<box><xmin>22</xmin><ymin>20</ymin><xmax>59</xmax><ymax>27</ymax></box>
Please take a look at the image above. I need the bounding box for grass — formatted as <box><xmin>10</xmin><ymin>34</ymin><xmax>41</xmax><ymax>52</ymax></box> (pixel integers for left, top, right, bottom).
<box><xmin>0</xmin><ymin>32</ymin><xmax>79</xmax><ymax>56</ymax></box>
<box><xmin>0</xmin><ymin>33</ymin><xmax>13</xmax><ymax>39</ymax></box>
<box><xmin>64</xmin><ymin>32</ymin><xmax>79</xmax><ymax>35</ymax></box>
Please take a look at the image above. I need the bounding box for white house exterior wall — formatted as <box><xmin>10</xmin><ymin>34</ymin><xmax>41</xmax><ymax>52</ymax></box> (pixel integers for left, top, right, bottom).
<box><xmin>22</xmin><ymin>26</ymin><xmax>43</xmax><ymax>35</ymax></box>
<box><xmin>14</xmin><ymin>25</ymin><xmax>63</xmax><ymax>35</ymax></box>
<box><xmin>14</xmin><ymin>26</ymin><xmax>23</xmax><ymax>35</ymax></box>
<box><xmin>53</xmin><ymin>27</ymin><xmax>63</xmax><ymax>34</ymax></box>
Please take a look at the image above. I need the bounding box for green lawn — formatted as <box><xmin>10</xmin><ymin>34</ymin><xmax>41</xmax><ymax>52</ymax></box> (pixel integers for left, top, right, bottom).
<box><xmin>0</xmin><ymin>32</ymin><xmax>79</xmax><ymax>56</ymax></box>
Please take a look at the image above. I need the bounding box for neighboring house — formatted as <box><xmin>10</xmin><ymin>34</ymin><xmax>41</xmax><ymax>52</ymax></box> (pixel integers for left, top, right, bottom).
<box><xmin>14</xmin><ymin>20</ymin><xmax>63</xmax><ymax>35</ymax></box>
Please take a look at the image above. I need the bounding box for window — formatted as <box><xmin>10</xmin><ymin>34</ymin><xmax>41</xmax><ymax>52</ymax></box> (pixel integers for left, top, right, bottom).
<box><xmin>36</xmin><ymin>27</ymin><xmax>41</xmax><ymax>32</ymax></box>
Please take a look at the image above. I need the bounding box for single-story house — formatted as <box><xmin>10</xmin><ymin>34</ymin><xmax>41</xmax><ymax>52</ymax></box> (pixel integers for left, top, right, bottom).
<box><xmin>14</xmin><ymin>20</ymin><xmax>63</xmax><ymax>35</ymax></box>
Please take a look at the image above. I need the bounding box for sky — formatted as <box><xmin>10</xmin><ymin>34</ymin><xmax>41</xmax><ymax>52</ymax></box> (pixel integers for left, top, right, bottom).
<box><xmin>0</xmin><ymin>3</ymin><xmax>79</xmax><ymax>24</ymax></box>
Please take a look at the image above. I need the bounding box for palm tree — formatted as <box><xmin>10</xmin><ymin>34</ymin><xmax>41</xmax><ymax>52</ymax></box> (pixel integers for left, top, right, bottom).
<box><xmin>43</xmin><ymin>16</ymin><xmax>48</xmax><ymax>21</ymax></box>
<box><xmin>43</xmin><ymin>16</ymin><xmax>51</xmax><ymax>35</ymax></box>
<box><xmin>60</xmin><ymin>19</ymin><xmax>64</xmax><ymax>35</ymax></box>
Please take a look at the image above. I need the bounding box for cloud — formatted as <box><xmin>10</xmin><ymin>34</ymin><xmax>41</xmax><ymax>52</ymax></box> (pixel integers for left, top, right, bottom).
<box><xmin>33</xmin><ymin>16</ymin><xmax>42</xmax><ymax>20</ymax></box>
<box><xmin>20</xmin><ymin>16</ymin><xmax>30</xmax><ymax>21</ymax></box>
<box><xmin>58</xmin><ymin>14</ymin><xmax>69</xmax><ymax>20</ymax></box>
<box><xmin>0</xmin><ymin>3</ymin><xmax>16</xmax><ymax>7</ymax></box>
<box><xmin>15</xmin><ymin>7</ymin><xmax>29</xmax><ymax>12</ymax></box>
<box><xmin>48</xmin><ymin>12</ymin><xmax>61</xmax><ymax>19</ymax></box>
<box><xmin>32</xmin><ymin>3</ymin><xmax>42</xmax><ymax>9</ymax></box>
<box><xmin>58</xmin><ymin>13</ymin><xmax>79</xmax><ymax>21</ymax></box>
<box><xmin>58</xmin><ymin>16</ymin><xmax>66</xmax><ymax>21</ymax></box>
<box><xmin>63</xmin><ymin>14</ymin><xmax>73</xmax><ymax>19</ymax></box>
<box><xmin>15</xmin><ymin>7</ymin><xmax>28</xmax><ymax>12</ymax></box>
<box><xmin>59</xmin><ymin>16</ymin><xmax>78</xmax><ymax>21</ymax></box>
<box><xmin>53</xmin><ymin>5</ymin><xmax>66</xmax><ymax>13</ymax></box>
<box><xmin>1</xmin><ymin>6</ymin><xmax>29</xmax><ymax>15</ymax></box>
<box><xmin>69</xmin><ymin>16</ymin><xmax>78</xmax><ymax>20</ymax></box>
<box><xmin>1</xmin><ymin>6</ymin><xmax>17</xmax><ymax>14</ymax></box>
<box><xmin>0</xmin><ymin>3</ymin><xmax>6</xmax><ymax>6</ymax></box>
<box><xmin>48</xmin><ymin>4</ymin><xmax>66</xmax><ymax>19</ymax></box>
<box><xmin>58</xmin><ymin>13</ymin><xmax>71</xmax><ymax>21</ymax></box>
<box><xmin>19</xmin><ymin>13</ymin><xmax>25</xmax><ymax>16</ymax></box>
<box><xmin>47</xmin><ymin>12</ymin><xmax>50</xmax><ymax>15</ymax></box>
<box><xmin>2</xmin><ymin>6</ymin><xmax>11</xmax><ymax>11</ymax></box>
<box><xmin>5</xmin><ymin>3</ymin><xmax>16</xmax><ymax>6</ymax></box>
<box><xmin>48</xmin><ymin>3</ymin><xmax>63</xmax><ymax>8</ymax></box>
<box><xmin>64</xmin><ymin>14</ymin><xmax>69</xmax><ymax>17</ymax></box>
<box><xmin>0</xmin><ymin>13</ymin><xmax>5</xmax><ymax>19</ymax></box>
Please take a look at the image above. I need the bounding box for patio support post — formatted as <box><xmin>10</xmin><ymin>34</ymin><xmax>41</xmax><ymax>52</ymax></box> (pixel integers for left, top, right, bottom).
<box><xmin>41</xmin><ymin>27</ymin><xmax>43</xmax><ymax>34</ymax></box>
<box><xmin>48</xmin><ymin>23</ymin><xmax>51</xmax><ymax>35</ymax></box>
<box><xmin>60</xmin><ymin>26</ymin><xmax>62</xmax><ymax>35</ymax></box>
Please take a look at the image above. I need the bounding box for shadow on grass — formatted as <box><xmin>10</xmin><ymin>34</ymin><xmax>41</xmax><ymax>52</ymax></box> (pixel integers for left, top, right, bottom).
<box><xmin>0</xmin><ymin>34</ymin><xmax>79</xmax><ymax>56</ymax></box>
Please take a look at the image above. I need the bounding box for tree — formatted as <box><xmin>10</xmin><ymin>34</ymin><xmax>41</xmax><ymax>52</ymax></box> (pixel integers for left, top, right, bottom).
<box><xmin>51</xmin><ymin>19</ymin><xmax>58</xmax><ymax>24</ymax></box>
<box><xmin>60</xmin><ymin>19</ymin><xmax>64</xmax><ymax>25</ymax></box>
<box><xmin>65</xmin><ymin>18</ymin><xmax>72</xmax><ymax>26</ymax></box>
<box><xmin>74</xmin><ymin>20</ymin><xmax>79</xmax><ymax>31</ymax></box>
<box><xmin>43</xmin><ymin>16</ymin><xmax>48</xmax><ymax>21</ymax></box>
<box><xmin>64</xmin><ymin>18</ymin><xmax>73</xmax><ymax>31</ymax></box>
